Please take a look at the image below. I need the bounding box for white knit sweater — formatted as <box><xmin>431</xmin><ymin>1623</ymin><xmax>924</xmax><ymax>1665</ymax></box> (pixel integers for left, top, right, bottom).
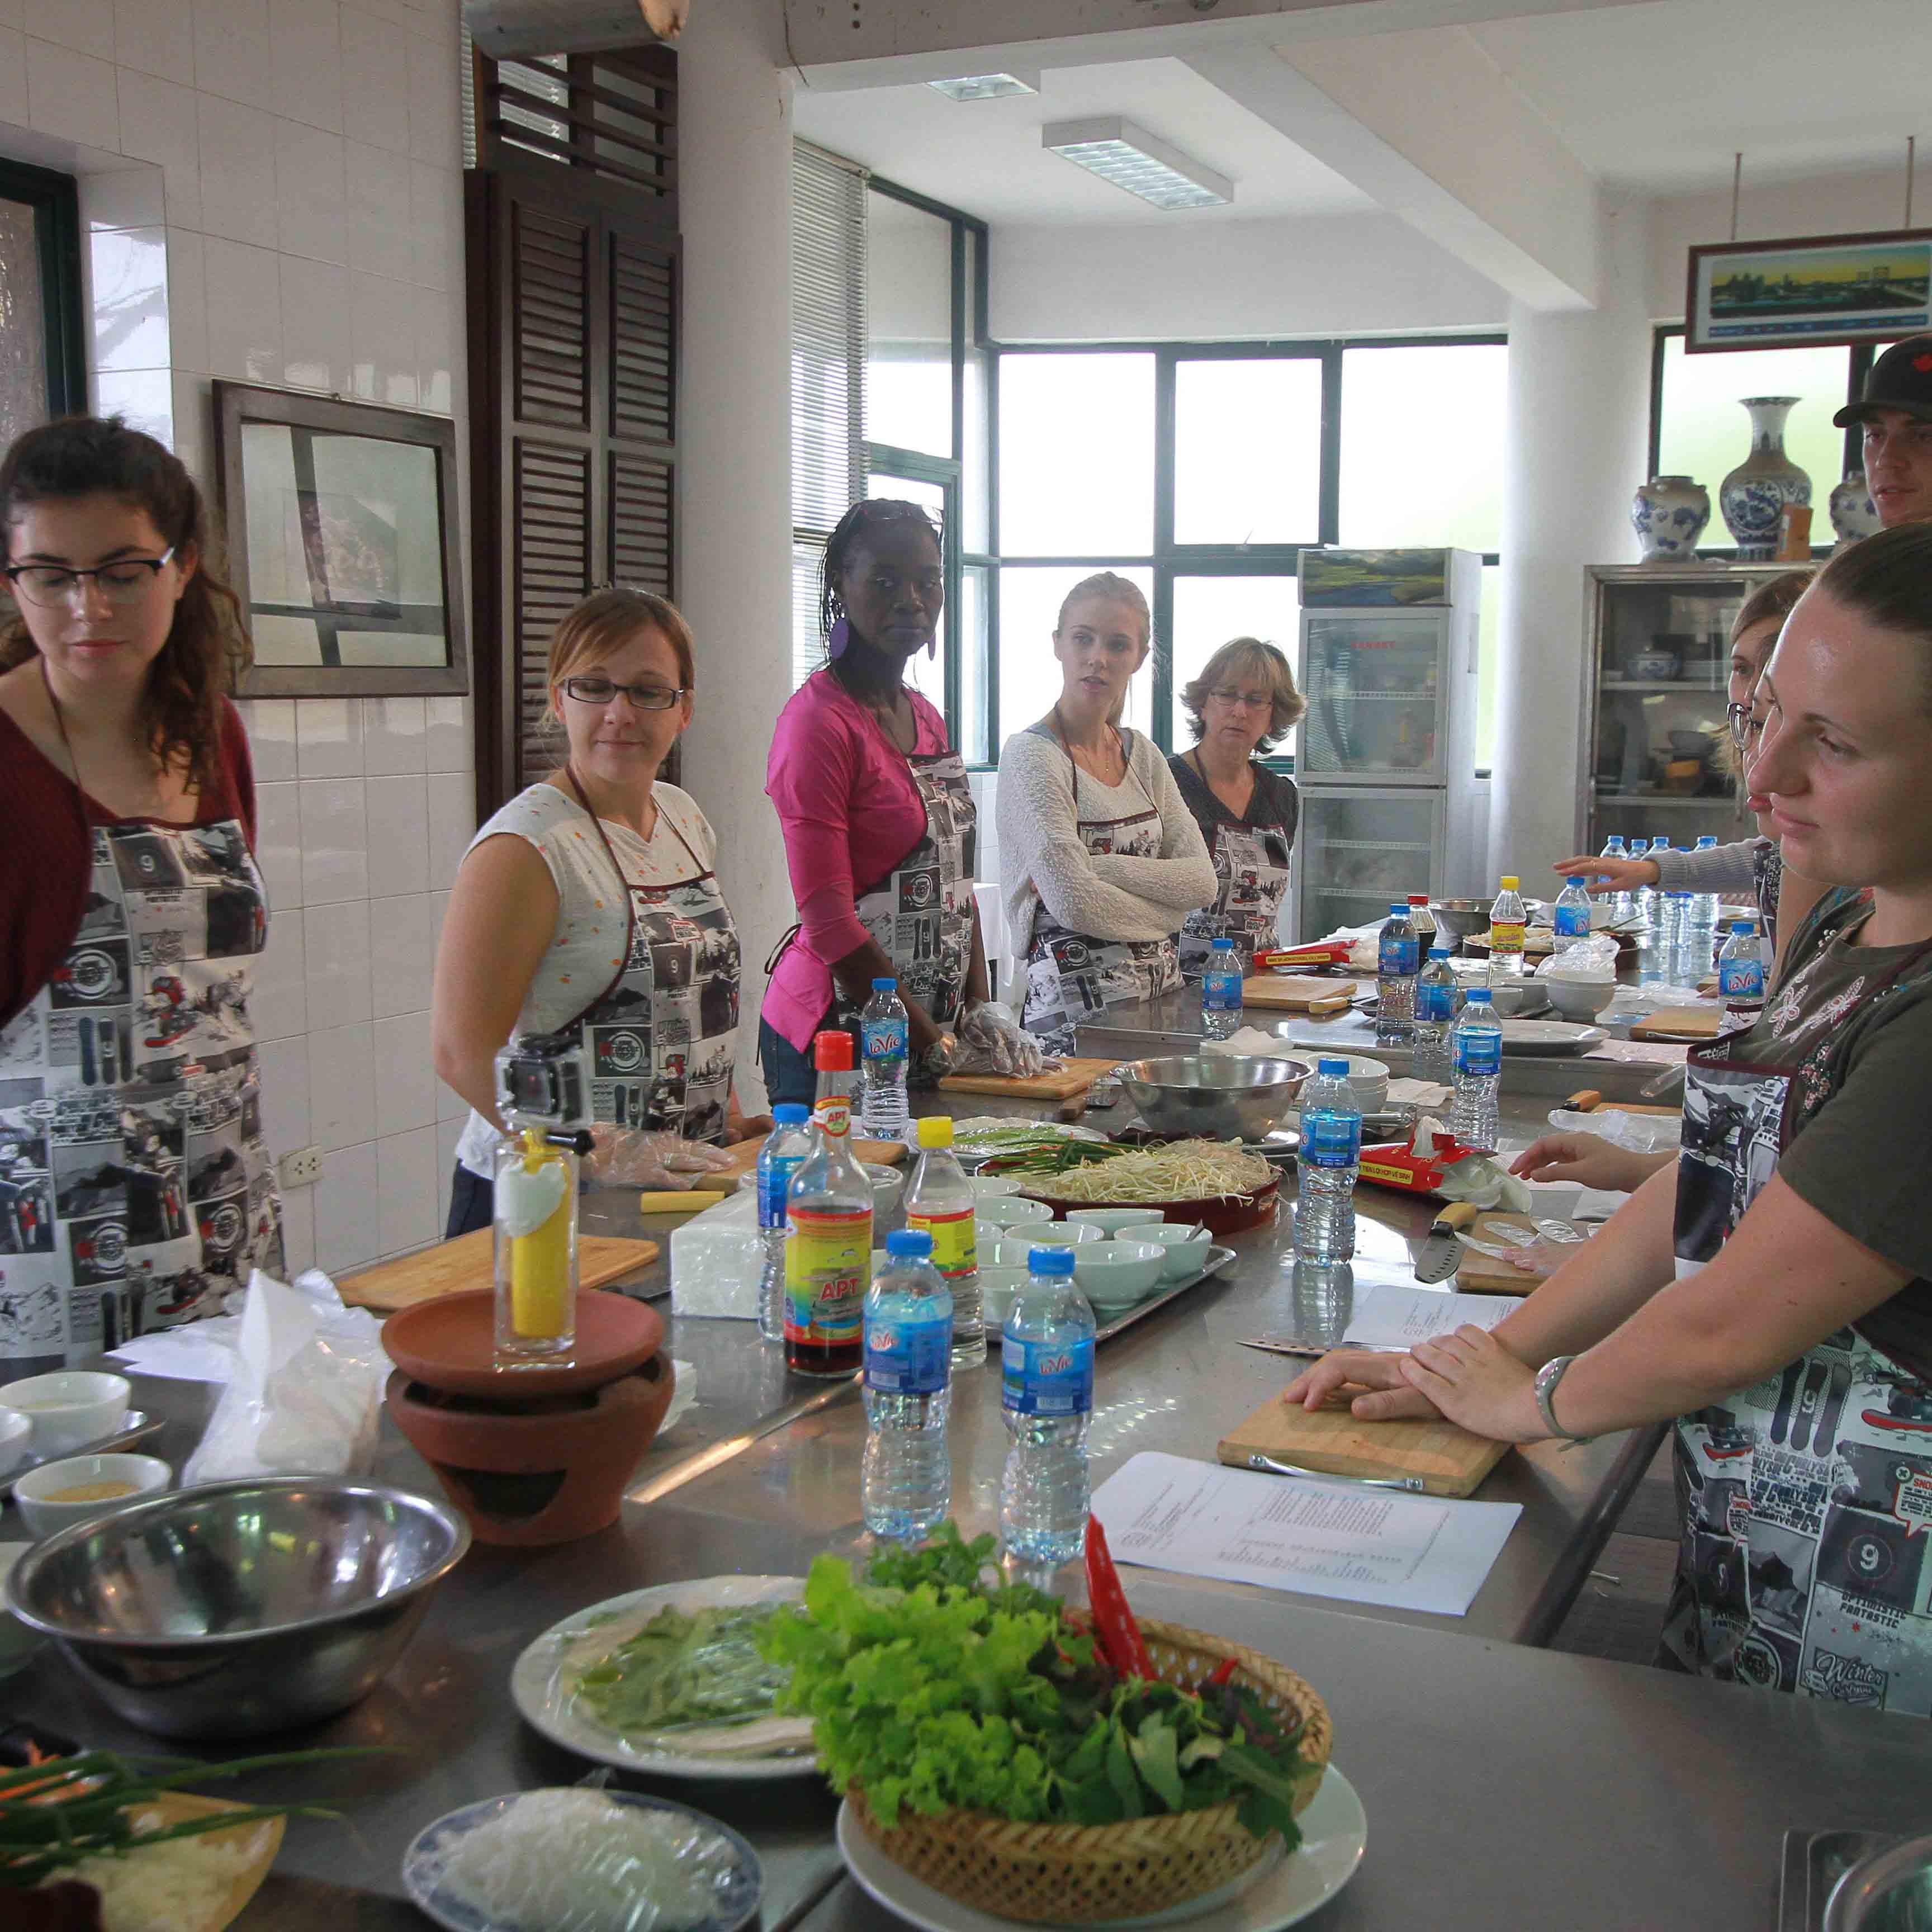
<box><xmin>996</xmin><ymin>721</ymin><xmax>1217</xmax><ymax>955</ymax></box>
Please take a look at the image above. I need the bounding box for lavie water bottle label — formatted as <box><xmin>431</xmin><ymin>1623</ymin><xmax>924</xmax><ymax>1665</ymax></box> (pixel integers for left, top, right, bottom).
<box><xmin>1455</xmin><ymin>1031</ymin><xmax>1502</xmax><ymax>1077</ymax></box>
<box><xmin>756</xmin><ymin>1156</ymin><xmax>803</xmax><ymax>1231</ymax></box>
<box><xmin>1204</xmin><ymin>968</ymin><xmax>1242</xmax><ymax>1011</ymax></box>
<box><xmin>1379</xmin><ymin>935</ymin><xmax>1420</xmax><ymax>974</ymax></box>
<box><xmin>907</xmin><ymin>1206</ymin><xmax>976</xmax><ymax>1279</ymax></box>
<box><xmin>864</xmin><ymin>1312</ymin><xmax>951</xmax><ymax>1394</ymax></box>
<box><xmin>862</xmin><ymin>1018</ymin><xmax>908</xmax><ymax>1066</ymax></box>
<box><xmin>1719</xmin><ymin>959</ymin><xmax>1765</xmax><ymax>1001</ymax></box>
<box><xmin>1300</xmin><ymin>1110</ymin><xmax>1361</xmax><ymax>1170</ymax></box>
<box><xmin>1002</xmin><ymin>1335</ymin><xmax>1095</xmax><ymax>1417</ymax></box>
<box><xmin>1554</xmin><ymin>906</ymin><xmax>1591</xmax><ymax>937</ymax></box>
<box><xmin>1417</xmin><ymin>982</ymin><xmax>1456</xmax><ymax>1023</ymax></box>
<box><xmin>784</xmin><ymin>1205</ymin><xmax>868</xmax><ymax>1344</ymax></box>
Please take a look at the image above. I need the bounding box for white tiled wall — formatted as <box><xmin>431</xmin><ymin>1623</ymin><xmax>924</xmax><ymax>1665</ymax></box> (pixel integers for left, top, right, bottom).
<box><xmin>3</xmin><ymin>0</ymin><xmax>474</xmax><ymax>1275</ymax></box>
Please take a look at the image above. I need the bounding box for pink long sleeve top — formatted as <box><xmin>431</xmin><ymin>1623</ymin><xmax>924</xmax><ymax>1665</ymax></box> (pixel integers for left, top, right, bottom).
<box><xmin>763</xmin><ymin>668</ymin><xmax>951</xmax><ymax>1051</ymax></box>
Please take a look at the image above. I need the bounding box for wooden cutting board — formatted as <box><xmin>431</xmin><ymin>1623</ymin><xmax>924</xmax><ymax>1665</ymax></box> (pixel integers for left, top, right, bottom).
<box><xmin>1453</xmin><ymin>1210</ymin><xmax>1589</xmax><ymax>1295</ymax></box>
<box><xmin>1630</xmin><ymin>1006</ymin><xmax>1723</xmax><ymax>1043</ymax></box>
<box><xmin>939</xmin><ymin>1055</ymin><xmax>1119</xmax><ymax>1100</ymax></box>
<box><xmin>1564</xmin><ymin>1088</ymin><xmax>1683</xmax><ymax>1119</ymax></box>
<box><xmin>1239</xmin><ymin>975</ymin><xmax>1359</xmax><ymax>1015</ymax></box>
<box><xmin>1216</xmin><ymin>1389</ymin><xmax>1508</xmax><ymax>1498</ymax></box>
<box><xmin>338</xmin><ymin>1229</ymin><xmax>660</xmax><ymax>1311</ymax></box>
<box><xmin>715</xmin><ymin>1129</ymin><xmax>907</xmax><ymax>1181</ymax></box>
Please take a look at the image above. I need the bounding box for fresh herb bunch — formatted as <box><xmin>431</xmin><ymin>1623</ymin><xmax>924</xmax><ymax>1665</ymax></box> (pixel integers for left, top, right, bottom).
<box><xmin>980</xmin><ymin>1139</ymin><xmax>1130</xmax><ymax>1177</ymax></box>
<box><xmin>759</xmin><ymin>1524</ymin><xmax>1315</xmax><ymax>1846</ymax></box>
<box><xmin>575</xmin><ymin>1602</ymin><xmax>790</xmax><ymax>1734</ymax></box>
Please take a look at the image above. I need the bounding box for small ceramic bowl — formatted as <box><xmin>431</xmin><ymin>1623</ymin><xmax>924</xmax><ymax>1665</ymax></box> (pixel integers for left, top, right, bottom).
<box><xmin>1547</xmin><ymin>977</ymin><xmax>1616</xmax><ymax>1020</ymax></box>
<box><xmin>989</xmin><ymin>1228</ymin><xmax>1101</xmax><ymax>1271</ymax></box>
<box><xmin>970</xmin><ymin>1175</ymin><xmax>1025</xmax><ymax>1199</ymax></box>
<box><xmin>1301</xmin><ymin>1054</ymin><xmax>1389</xmax><ymax>1114</ymax></box>
<box><xmin>1066</xmin><ymin>1208</ymin><xmax>1166</xmax><ymax>1236</ymax></box>
<box><xmin>0</xmin><ymin>1408</ymin><xmax>31</xmax><ymax>1478</ymax></box>
<box><xmin>975</xmin><ymin>1196</ymin><xmax>1053</xmax><ymax>1228</ymax></box>
<box><xmin>1072</xmin><ymin>1239</ymin><xmax>1168</xmax><ymax>1309</ymax></box>
<box><xmin>978</xmin><ymin>1268</ymin><xmax>1028</xmax><ymax>1330</ymax></box>
<box><xmin>15</xmin><ymin>1453</ymin><xmax>171</xmax><ymax>1542</ymax></box>
<box><xmin>0</xmin><ymin>1372</ymin><xmax>130</xmax><ymax>1457</ymax></box>
<box><xmin>1137</xmin><ymin>1221</ymin><xmax>1213</xmax><ymax>1282</ymax></box>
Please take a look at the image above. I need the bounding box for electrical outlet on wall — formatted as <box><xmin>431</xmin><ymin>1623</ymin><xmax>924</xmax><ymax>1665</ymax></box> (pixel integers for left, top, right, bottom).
<box><xmin>279</xmin><ymin>1145</ymin><xmax>323</xmax><ymax>1189</ymax></box>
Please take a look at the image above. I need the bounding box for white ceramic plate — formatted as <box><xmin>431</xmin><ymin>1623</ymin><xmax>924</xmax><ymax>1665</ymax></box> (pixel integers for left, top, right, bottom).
<box><xmin>510</xmin><ymin>1574</ymin><xmax>819</xmax><ymax>1778</ymax></box>
<box><xmin>1495</xmin><ymin>1019</ymin><xmax>1604</xmax><ymax>1055</ymax></box>
<box><xmin>403</xmin><ymin>1789</ymin><xmax>763</xmax><ymax>1932</ymax></box>
<box><xmin>835</xmin><ymin>1766</ymin><xmax>1365</xmax><ymax>1932</ymax></box>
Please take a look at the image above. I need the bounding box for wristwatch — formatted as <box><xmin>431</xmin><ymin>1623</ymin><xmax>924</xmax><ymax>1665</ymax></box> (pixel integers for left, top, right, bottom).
<box><xmin>1533</xmin><ymin>1354</ymin><xmax>1594</xmax><ymax>1443</ymax></box>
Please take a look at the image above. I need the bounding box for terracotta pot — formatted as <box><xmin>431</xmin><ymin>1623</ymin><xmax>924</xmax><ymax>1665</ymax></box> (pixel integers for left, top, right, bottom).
<box><xmin>386</xmin><ymin>1355</ymin><xmax>676</xmax><ymax>1546</ymax></box>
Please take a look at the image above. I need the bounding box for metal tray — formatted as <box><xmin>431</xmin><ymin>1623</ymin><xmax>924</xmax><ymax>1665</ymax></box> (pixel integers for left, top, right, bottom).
<box><xmin>0</xmin><ymin>1410</ymin><xmax>163</xmax><ymax>1501</ymax></box>
<box><xmin>1093</xmin><ymin>1246</ymin><xmax>1238</xmax><ymax>1344</ymax></box>
<box><xmin>1779</xmin><ymin>1829</ymin><xmax>1904</xmax><ymax>1931</ymax></box>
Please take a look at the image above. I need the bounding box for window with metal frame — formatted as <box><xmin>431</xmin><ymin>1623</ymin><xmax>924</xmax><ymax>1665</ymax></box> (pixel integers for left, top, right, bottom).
<box><xmin>0</xmin><ymin>157</ymin><xmax>86</xmax><ymax>449</ymax></box>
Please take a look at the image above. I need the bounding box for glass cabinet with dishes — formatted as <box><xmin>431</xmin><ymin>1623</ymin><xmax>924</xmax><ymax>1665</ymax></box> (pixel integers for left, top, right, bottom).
<box><xmin>1578</xmin><ymin>563</ymin><xmax>1786</xmax><ymax>855</ymax></box>
<box><xmin>1291</xmin><ymin>787</ymin><xmax>1447</xmax><ymax>942</ymax></box>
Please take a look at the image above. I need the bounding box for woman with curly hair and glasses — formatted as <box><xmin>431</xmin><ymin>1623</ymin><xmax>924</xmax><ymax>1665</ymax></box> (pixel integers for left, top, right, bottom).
<box><xmin>431</xmin><ymin>587</ymin><xmax>759</xmax><ymax>1235</ymax></box>
<box><xmin>1168</xmin><ymin>636</ymin><xmax>1306</xmax><ymax>978</ymax></box>
<box><xmin>0</xmin><ymin>416</ymin><xmax>281</xmax><ymax>1373</ymax></box>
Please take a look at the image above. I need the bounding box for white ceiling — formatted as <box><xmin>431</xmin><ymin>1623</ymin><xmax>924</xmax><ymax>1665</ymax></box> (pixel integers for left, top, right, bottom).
<box><xmin>790</xmin><ymin>58</ymin><xmax>1374</xmax><ymax>225</ymax></box>
<box><xmin>790</xmin><ymin>0</ymin><xmax>1924</xmax><ymax>225</ymax></box>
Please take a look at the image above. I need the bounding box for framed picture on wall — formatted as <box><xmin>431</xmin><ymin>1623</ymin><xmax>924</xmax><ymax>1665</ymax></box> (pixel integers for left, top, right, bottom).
<box><xmin>1684</xmin><ymin>229</ymin><xmax>1932</xmax><ymax>353</ymax></box>
<box><xmin>214</xmin><ymin>381</ymin><xmax>468</xmax><ymax>696</ymax></box>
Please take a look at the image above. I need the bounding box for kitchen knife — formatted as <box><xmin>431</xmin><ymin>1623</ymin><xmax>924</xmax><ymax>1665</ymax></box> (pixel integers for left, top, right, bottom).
<box><xmin>1413</xmin><ymin>1200</ymin><xmax>1479</xmax><ymax>1283</ymax></box>
<box><xmin>1241</xmin><ymin>1451</ymin><xmax>1428</xmax><ymax>1493</ymax></box>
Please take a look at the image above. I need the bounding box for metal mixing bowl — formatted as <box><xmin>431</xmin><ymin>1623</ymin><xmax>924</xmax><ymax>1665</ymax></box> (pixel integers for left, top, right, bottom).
<box><xmin>1118</xmin><ymin>1055</ymin><xmax>1311</xmax><ymax>1140</ymax></box>
<box><xmin>1429</xmin><ymin>898</ymin><xmax>1493</xmax><ymax>946</ymax></box>
<box><xmin>6</xmin><ymin>1476</ymin><xmax>470</xmax><ymax>1739</ymax></box>
<box><xmin>1825</xmin><ymin>1837</ymin><xmax>1932</xmax><ymax>1931</ymax></box>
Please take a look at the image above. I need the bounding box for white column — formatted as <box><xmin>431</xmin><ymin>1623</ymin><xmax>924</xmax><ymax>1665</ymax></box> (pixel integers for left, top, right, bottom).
<box><xmin>1487</xmin><ymin>194</ymin><xmax>1652</xmax><ymax>886</ymax></box>
<box><xmin>676</xmin><ymin>0</ymin><xmax>794</xmax><ymax>1105</ymax></box>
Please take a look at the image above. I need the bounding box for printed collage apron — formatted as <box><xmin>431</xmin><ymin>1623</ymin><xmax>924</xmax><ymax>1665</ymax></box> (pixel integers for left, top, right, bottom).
<box><xmin>851</xmin><ymin>749</ymin><xmax>977</xmax><ymax>1027</ymax></box>
<box><xmin>561</xmin><ymin>775</ymin><xmax>741</xmax><ymax>1145</ymax></box>
<box><xmin>1022</xmin><ymin>738</ymin><xmax>1181</xmax><ymax>1056</ymax></box>
<box><xmin>1178</xmin><ymin>812</ymin><xmax>1293</xmax><ymax>979</ymax></box>
<box><xmin>1661</xmin><ymin>909</ymin><xmax>1932</xmax><ymax>1711</ymax></box>
<box><xmin>0</xmin><ymin>816</ymin><xmax>282</xmax><ymax>1377</ymax></box>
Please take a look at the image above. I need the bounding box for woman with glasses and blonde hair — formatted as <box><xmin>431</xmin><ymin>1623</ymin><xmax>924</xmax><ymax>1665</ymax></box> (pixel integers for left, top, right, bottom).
<box><xmin>0</xmin><ymin>416</ymin><xmax>281</xmax><ymax>1372</ymax></box>
<box><xmin>997</xmin><ymin>572</ymin><xmax>1216</xmax><ymax>1053</ymax></box>
<box><xmin>432</xmin><ymin>587</ymin><xmax>759</xmax><ymax>1235</ymax></box>
<box><xmin>1168</xmin><ymin>637</ymin><xmax>1306</xmax><ymax>977</ymax></box>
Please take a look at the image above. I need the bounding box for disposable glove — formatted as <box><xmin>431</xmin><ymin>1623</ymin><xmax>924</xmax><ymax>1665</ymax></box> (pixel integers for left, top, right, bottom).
<box><xmin>584</xmin><ymin>1125</ymin><xmax>738</xmax><ymax>1191</ymax></box>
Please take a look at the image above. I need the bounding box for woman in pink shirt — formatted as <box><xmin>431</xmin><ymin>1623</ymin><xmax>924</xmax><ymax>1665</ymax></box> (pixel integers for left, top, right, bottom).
<box><xmin>761</xmin><ymin>500</ymin><xmax>1041</xmax><ymax>1106</ymax></box>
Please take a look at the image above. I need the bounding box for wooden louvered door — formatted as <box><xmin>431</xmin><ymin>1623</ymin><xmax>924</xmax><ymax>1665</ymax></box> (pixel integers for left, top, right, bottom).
<box><xmin>468</xmin><ymin>163</ymin><xmax>679</xmax><ymax>808</ymax></box>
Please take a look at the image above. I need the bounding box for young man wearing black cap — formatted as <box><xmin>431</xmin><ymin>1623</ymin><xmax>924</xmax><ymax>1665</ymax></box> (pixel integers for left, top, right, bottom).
<box><xmin>1835</xmin><ymin>333</ymin><xmax>1932</xmax><ymax>527</ymax></box>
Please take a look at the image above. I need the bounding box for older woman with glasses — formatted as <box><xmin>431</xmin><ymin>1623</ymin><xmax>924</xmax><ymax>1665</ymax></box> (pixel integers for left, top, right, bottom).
<box><xmin>431</xmin><ymin>587</ymin><xmax>760</xmax><ymax>1235</ymax></box>
<box><xmin>1167</xmin><ymin>637</ymin><xmax>1306</xmax><ymax>977</ymax></box>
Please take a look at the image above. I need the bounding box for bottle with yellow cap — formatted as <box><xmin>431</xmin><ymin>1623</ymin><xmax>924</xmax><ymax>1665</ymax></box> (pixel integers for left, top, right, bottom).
<box><xmin>902</xmin><ymin>1115</ymin><xmax>981</xmax><ymax>1366</ymax></box>
<box><xmin>1488</xmin><ymin>874</ymin><xmax>1527</xmax><ymax>982</ymax></box>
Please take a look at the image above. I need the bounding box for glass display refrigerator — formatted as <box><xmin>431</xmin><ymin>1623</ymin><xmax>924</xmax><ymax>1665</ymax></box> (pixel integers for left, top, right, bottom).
<box><xmin>1290</xmin><ymin>548</ymin><xmax>1481</xmax><ymax>941</ymax></box>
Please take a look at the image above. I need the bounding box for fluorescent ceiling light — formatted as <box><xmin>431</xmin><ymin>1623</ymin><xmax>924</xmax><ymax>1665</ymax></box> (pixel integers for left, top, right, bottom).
<box><xmin>927</xmin><ymin>71</ymin><xmax>1039</xmax><ymax>102</ymax></box>
<box><xmin>1041</xmin><ymin>116</ymin><xmax>1232</xmax><ymax>210</ymax></box>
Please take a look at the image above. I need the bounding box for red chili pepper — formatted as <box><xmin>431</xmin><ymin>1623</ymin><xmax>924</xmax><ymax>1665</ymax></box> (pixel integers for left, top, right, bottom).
<box><xmin>1206</xmin><ymin>1658</ymin><xmax>1238</xmax><ymax>1687</ymax></box>
<box><xmin>1083</xmin><ymin>1516</ymin><xmax>1155</xmax><ymax>1680</ymax></box>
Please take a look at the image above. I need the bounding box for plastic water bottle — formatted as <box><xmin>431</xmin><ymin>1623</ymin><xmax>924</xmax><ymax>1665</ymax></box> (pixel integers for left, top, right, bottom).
<box><xmin>862</xmin><ymin>1228</ymin><xmax>953</xmax><ymax>1541</ymax></box>
<box><xmin>1599</xmin><ymin>835</ymin><xmax>1630</xmax><ymax>921</ymax></box>
<box><xmin>1718</xmin><ymin>920</ymin><xmax>1767</xmax><ymax>1029</ymax></box>
<box><xmin>1201</xmin><ymin>938</ymin><xmax>1243</xmax><ymax>1041</ymax></box>
<box><xmin>1487</xmin><ymin>875</ymin><xmax>1526</xmax><ymax>981</ymax></box>
<box><xmin>1000</xmin><ymin>1247</ymin><xmax>1095</xmax><ymax>1567</ymax></box>
<box><xmin>1375</xmin><ymin>902</ymin><xmax>1419</xmax><ymax>1048</ymax></box>
<box><xmin>903</xmin><ymin>1115</ymin><xmax>983</xmax><ymax>1368</ymax></box>
<box><xmin>1294</xmin><ymin>1057</ymin><xmax>1362</xmax><ymax>1262</ymax></box>
<box><xmin>1552</xmin><ymin>877</ymin><xmax>1593</xmax><ymax>954</ymax></box>
<box><xmin>1687</xmin><ymin>836</ymin><xmax>1722</xmax><ymax>974</ymax></box>
<box><xmin>756</xmin><ymin>1103</ymin><xmax>812</xmax><ymax>1343</ymax></box>
<box><xmin>857</xmin><ymin>978</ymin><xmax>911</xmax><ymax>1140</ymax></box>
<box><xmin>1660</xmin><ymin>891</ymin><xmax>1693</xmax><ymax>983</ymax></box>
<box><xmin>1412</xmin><ymin>948</ymin><xmax>1457</xmax><ymax>1084</ymax></box>
<box><xmin>1627</xmin><ymin>837</ymin><xmax>1654</xmax><ymax>930</ymax></box>
<box><xmin>1450</xmin><ymin>989</ymin><xmax>1503</xmax><ymax>1153</ymax></box>
<box><xmin>785</xmin><ymin>1030</ymin><xmax>871</xmax><ymax>1377</ymax></box>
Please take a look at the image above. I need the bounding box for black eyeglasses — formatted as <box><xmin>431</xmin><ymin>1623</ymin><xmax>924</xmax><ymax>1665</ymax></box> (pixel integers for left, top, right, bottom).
<box><xmin>558</xmin><ymin>675</ymin><xmax>686</xmax><ymax>711</ymax></box>
<box><xmin>4</xmin><ymin>547</ymin><xmax>176</xmax><ymax>609</ymax></box>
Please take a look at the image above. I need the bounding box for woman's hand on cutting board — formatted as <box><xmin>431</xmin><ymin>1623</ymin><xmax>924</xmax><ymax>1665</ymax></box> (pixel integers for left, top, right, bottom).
<box><xmin>1510</xmin><ymin>1133</ymin><xmax>1668</xmax><ymax>1193</ymax></box>
<box><xmin>1399</xmin><ymin>1327</ymin><xmax>1544</xmax><ymax>1442</ymax></box>
<box><xmin>1281</xmin><ymin>1349</ymin><xmax>1447</xmax><ymax>1423</ymax></box>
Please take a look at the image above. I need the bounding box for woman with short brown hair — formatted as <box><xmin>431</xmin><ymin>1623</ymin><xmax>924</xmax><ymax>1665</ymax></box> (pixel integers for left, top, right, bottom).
<box><xmin>431</xmin><ymin>587</ymin><xmax>759</xmax><ymax>1235</ymax></box>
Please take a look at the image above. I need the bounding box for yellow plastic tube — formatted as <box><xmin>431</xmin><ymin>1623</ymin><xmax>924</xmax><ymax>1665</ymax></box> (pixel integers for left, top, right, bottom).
<box><xmin>509</xmin><ymin>1130</ymin><xmax>572</xmax><ymax>1338</ymax></box>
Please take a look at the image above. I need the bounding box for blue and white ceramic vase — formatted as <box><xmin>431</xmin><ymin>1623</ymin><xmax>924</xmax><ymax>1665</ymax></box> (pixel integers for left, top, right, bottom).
<box><xmin>1829</xmin><ymin>470</ymin><xmax>1881</xmax><ymax>549</ymax></box>
<box><xmin>1718</xmin><ymin>396</ymin><xmax>1811</xmax><ymax>561</ymax></box>
<box><xmin>1631</xmin><ymin>475</ymin><xmax>1711</xmax><ymax>562</ymax></box>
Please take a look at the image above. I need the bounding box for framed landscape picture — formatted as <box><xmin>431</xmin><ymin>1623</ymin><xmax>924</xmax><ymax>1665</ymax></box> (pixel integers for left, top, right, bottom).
<box><xmin>1685</xmin><ymin>229</ymin><xmax>1932</xmax><ymax>353</ymax></box>
<box><xmin>215</xmin><ymin>381</ymin><xmax>468</xmax><ymax>696</ymax></box>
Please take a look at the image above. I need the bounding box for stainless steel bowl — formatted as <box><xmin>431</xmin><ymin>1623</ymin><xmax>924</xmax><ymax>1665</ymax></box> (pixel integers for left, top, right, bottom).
<box><xmin>1429</xmin><ymin>898</ymin><xmax>1492</xmax><ymax>946</ymax></box>
<box><xmin>5</xmin><ymin>1476</ymin><xmax>470</xmax><ymax>1739</ymax></box>
<box><xmin>1825</xmin><ymin>1836</ymin><xmax>1932</xmax><ymax>1931</ymax></box>
<box><xmin>1118</xmin><ymin>1055</ymin><xmax>1311</xmax><ymax>1140</ymax></box>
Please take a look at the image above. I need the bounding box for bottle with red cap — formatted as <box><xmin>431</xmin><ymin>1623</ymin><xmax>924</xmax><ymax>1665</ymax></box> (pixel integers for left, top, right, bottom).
<box><xmin>784</xmin><ymin>1029</ymin><xmax>872</xmax><ymax>1376</ymax></box>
